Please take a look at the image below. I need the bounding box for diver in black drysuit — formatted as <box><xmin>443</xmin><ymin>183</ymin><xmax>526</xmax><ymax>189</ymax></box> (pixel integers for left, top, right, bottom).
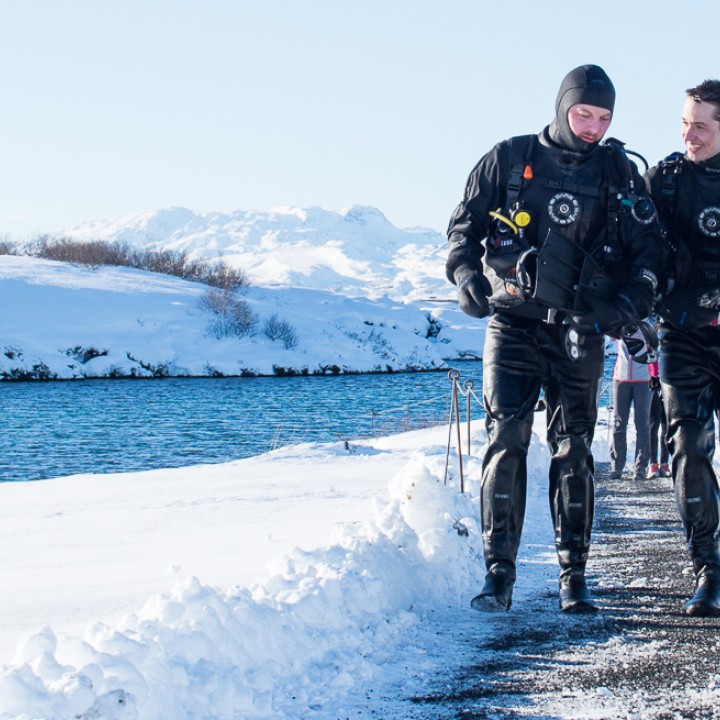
<box><xmin>646</xmin><ymin>82</ymin><xmax>720</xmax><ymax>616</ymax></box>
<box><xmin>446</xmin><ymin>65</ymin><xmax>666</xmax><ymax>613</ymax></box>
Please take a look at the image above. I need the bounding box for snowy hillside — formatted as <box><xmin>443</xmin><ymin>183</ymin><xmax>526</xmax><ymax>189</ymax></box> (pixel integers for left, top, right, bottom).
<box><xmin>0</xmin><ymin>255</ymin><xmax>483</xmax><ymax>380</ymax></box>
<box><xmin>63</xmin><ymin>205</ymin><xmax>452</xmax><ymax>302</ymax></box>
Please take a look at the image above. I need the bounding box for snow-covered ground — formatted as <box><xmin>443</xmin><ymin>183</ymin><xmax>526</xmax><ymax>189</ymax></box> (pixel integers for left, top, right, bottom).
<box><xmin>0</xmin><ymin>408</ymin><xmax>623</xmax><ymax>719</ymax></box>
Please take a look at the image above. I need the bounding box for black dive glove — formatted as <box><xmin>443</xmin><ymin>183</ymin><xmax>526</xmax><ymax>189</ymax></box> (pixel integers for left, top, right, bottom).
<box><xmin>657</xmin><ymin>288</ymin><xmax>719</xmax><ymax>331</ymax></box>
<box><xmin>617</xmin><ymin>280</ymin><xmax>655</xmax><ymax>321</ymax></box>
<box><xmin>570</xmin><ymin>296</ymin><xmax>627</xmax><ymax>335</ymax></box>
<box><xmin>453</xmin><ymin>265</ymin><xmax>492</xmax><ymax>319</ymax></box>
<box><xmin>571</xmin><ymin>279</ymin><xmax>655</xmax><ymax>335</ymax></box>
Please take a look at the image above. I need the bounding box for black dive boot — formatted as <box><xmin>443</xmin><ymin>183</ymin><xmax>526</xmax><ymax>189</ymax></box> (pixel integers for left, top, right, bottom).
<box><xmin>470</xmin><ymin>562</ymin><xmax>515</xmax><ymax>612</ymax></box>
<box><xmin>559</xmin><ymin>568</ymin><xmax>598</xmax><ymax>614</ymax></box>
<box><xmin>686</xmin><ymin>564</ymin><xmax>720</xmax><ymax>617</ymax></box>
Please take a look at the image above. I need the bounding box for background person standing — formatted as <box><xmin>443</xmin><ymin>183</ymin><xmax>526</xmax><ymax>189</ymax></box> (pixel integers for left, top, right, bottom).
<box><xmin>610</xmin><ymin>331</ymin><xmax>653</xmax><ymax>481</ymax></box>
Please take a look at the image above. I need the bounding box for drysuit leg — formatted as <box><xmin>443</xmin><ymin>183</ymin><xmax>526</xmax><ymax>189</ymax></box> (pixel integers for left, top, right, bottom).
<box><xmin>660</xmin><ymin>327</ymin><xmax>720</xmax><ymax>568</ymax></box>
<box><xmin>481</xmin><ymin>315</ymin><xmax>542</xmax><ymax>574</ymax></box>
<box><xmin>544</xmin><ymin>332</ymin><xmax>604</xmax><ymax>574</ymax></box>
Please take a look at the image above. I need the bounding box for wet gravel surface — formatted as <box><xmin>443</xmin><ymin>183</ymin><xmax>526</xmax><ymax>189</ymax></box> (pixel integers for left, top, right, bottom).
<box><xmin>375</xmin><ymin>462</ymin><xmax>720</xmax><ymax>720</ymax></box>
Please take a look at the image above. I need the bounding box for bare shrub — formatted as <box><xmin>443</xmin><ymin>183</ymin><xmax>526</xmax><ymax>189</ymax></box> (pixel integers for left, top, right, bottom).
<box><xmin>126</xmin><ymin>352</ymin><xmax>170</xmax><ymax>377</ymax></box>
<box><xmin>131</xmin><ymin>248</ymin><xmax>188</xmax><ymax>277</ymax></box>
<box><xmin>0</xmin><ymin>238</ymin><xmax>17</xmax><ymax>255</ymax></box>
<box><xmin>33</xmin><ymin>236</ymin><xmax>131</xmax><ymax>268</ymax></box>
<box><xmin>3</xmin><ymin>346</ymin><xmax>23</xmax><ymax>360</ymax></box>
<box><xmin>27</xmin><ymin>235</ymin><xmax>249</xmax><ymax>290</ymax></box>
<box><xmin>198</xmin><ymin>287</ymin><xmax>232</xmax><ymax>316</ymax></box>
<box><xmin>198</xmin><ymin>288</ymin><xmax>257</xmax><ymax>339</ymax></box>
<box><xmin>263</xmin><ymin>313</ymin><xmax>299</xmax><ymax>349</ymax></box>
<box><xmin>169</xmin><ymin>256</ymin><xmax>248</xmax><ymax>291</ymax></box>
<box><xmin>1</xmin><ymin>362</ymin><xmax>57</xmax><ymax>381</ymax></box>
<box><xmin>200</xmin><ymin>262</ymin><xmax>249</xmax><ymax>291</ymax></box>
<box><xmin>63</xmin><ymin>345</ymin><xmax>109</xmax><ymax>364</ymax></box>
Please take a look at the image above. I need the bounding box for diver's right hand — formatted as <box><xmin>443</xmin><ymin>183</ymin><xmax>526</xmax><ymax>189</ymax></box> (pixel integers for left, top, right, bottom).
<box><xmin>454</xmin><ymin>266</ymin><xmax>492</xmax><ymax>319</ymax></box>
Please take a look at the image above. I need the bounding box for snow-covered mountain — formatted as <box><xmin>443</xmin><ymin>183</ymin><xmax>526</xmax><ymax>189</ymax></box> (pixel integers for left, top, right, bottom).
<box><xmin>63</xmin><ymin>205</ymin><xmax>453</xmax><ymax>302</ymax></box>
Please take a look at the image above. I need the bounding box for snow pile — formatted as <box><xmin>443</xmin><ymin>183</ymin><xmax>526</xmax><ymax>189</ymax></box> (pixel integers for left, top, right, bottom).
<box><xmin>0</xmin><ymin>422</ymin><xmax>527</xmax><ymax>719</ymax></box>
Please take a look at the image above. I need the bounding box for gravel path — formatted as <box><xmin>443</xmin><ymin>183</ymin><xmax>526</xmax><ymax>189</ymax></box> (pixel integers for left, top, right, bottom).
<box><xmin>373</xmin><ymin>461</ymin><xmax>720</xmax><ymax>720</ymax></box>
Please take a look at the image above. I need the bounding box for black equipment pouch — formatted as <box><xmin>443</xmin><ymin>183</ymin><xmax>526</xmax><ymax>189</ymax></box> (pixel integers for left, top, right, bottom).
<box><xmin>522</xmin><ymin>228</ymin><xmax>584</xmax><ymax>312</ymax></box>
<box><xmin>573</xmin><ymin>258</ymin><xmax>618</xmax><ymax>312</ymax></box>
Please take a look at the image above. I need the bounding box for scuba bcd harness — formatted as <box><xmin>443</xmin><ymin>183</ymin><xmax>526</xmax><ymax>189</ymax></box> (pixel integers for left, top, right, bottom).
<box><xmin>655</xmin><ymin>152</ymin><xmax>684</xmax><ymax>297</ymax></box>
<box><xmin>488</xmin><ymin>137</ymin><xmax>654</xmax><ymax>306</ymax></box>
<box><xmin>658</xmin><ymin>152</ymin><xmax>720</xmax><ymax>300</ymax></box>
<box><xmin>486</xmin><ymin>135</ymin><xmax>659</xmax><ymax>360</ymax></box>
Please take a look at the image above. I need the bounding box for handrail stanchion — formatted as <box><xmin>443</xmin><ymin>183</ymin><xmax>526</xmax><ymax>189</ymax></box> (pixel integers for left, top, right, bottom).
<box><xmin>454</xmin><ymin>381</ymin><xmax>465</xmax><ymax>493</ymax></box>
<box><xmin>444</xmin><ymin>369</ymin><xmax>460</xmax><ymax>486</ymax></box>
<box><xmin>464</xmin><ymin>379</ymin><xmax>474</xmax><ymax>457</ymax></box>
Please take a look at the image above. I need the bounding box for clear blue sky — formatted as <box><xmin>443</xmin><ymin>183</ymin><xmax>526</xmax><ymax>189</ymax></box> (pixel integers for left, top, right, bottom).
<box><xmin>0</xmin><ymin>0</ymin><xmax>713</xmax><ymax>238</ymax></box>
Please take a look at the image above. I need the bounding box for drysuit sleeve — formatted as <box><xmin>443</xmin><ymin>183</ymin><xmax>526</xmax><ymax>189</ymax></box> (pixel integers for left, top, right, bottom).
<box><xmin>446</xmin><ymin>142</ymin><xmax>507</xmax><ymax>284</ymax></box>
<box><xmin>615</xmin><ymin>166</ymin><xmax>668</xmax><ymax>315</ymax></box>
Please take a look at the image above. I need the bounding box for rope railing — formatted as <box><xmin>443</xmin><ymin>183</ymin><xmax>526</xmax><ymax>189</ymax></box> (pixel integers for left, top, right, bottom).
<box><xmin>269</xmin><ymin>366</ymin><xmax>486</xmax><ymax>484</ymax></box>
<box><xmin>370</xmin><ymin>394</ymin><xmax>447</xmax><ymax>434</ymax></box>
<box><xmin>270</xmin><ymin>362</ymin><xmax>616</xmax><ymax>460</ymax></box>
<box><xmin>441</xmin><ymin>370</ymin><xmax>619</xmax><ymax>492</ymax></box>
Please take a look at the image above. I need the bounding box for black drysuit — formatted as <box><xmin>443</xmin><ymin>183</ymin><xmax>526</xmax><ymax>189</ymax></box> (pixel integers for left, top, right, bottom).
<box><xmin>447</xmin><ymin>127</ymin><xmax>665</xmax><ymax>578</ymax></box>
<box><xmin>647</xmin><ymin>152</ymin><xmax>720</xmax><ymax>570</ymax></box>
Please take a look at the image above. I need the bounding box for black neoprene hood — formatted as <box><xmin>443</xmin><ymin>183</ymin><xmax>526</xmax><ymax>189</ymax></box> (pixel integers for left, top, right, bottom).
<box><xmin>549</xmin><ymin>64</ymin><xmax>616</xmax><ymax>152</ymax></box>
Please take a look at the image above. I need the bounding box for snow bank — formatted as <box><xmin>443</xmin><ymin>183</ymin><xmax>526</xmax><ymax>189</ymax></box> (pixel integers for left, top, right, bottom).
<box><xmin>0</xmin><ymin>439</ymin><xmax>486</xmax><ymax>718</ymax></box>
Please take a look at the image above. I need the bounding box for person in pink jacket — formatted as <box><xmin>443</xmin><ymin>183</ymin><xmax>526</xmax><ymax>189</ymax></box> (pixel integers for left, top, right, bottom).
<box><xmin>610</xmin><ymin>330</ymin><xmax>653</xmax><ymax>480</ymax></box>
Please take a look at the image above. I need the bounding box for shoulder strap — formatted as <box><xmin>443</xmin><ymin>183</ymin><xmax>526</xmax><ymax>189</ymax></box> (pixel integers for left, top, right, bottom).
<box><xmin>599</xmin><ymin>138</ymin><xmax>633</xmax><ymax>255</ymax></box>
<box><xmin>658</xmin><ymin>151</ymin><xmax>683</xmax><ymax>221</ymax></box>
<box><xmin>506</xmin><ymin>135</ymin><xmax>537</xmax><ymax>206</ymax></box>
<box><xmin>602</xmin><ymin>137</ymin><xmax>638</xmax><ymax>194</ymax></box>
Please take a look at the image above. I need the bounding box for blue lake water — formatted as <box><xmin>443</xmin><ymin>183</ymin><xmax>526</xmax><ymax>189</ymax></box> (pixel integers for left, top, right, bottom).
<box><xmin>1</xmin><ymin>358</ymin><xmax>615</xmax><ymax>482</ymax></box>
